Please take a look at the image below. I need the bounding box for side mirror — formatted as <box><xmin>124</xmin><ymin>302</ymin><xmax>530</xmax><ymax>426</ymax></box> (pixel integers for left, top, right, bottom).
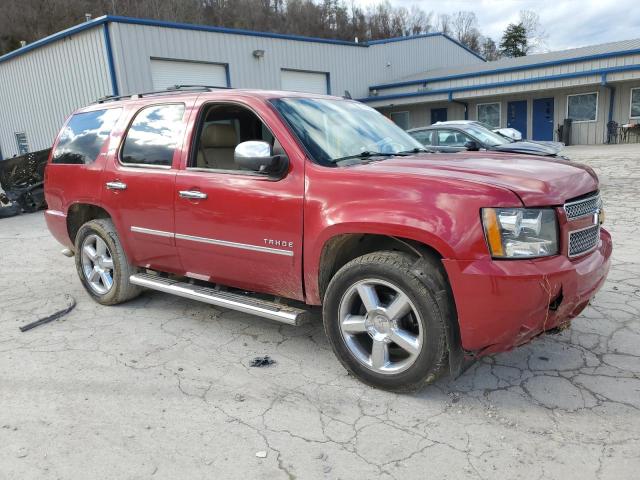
<box><xmin>234</xmin><ymin>141</ymin><xmax>287</xmax><ymax>174</ymax></box>
<box><xmin>464</xmin><ymin>140</ymin><xmax>480</xmax><ymax>151</ymax></box>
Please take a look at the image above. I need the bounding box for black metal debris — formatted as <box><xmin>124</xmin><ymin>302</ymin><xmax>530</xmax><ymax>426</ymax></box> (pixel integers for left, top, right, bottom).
<box><xmin>0</xmin><ymin>148</ymin><xmax>50</xmax><ymax>216</ymax></box>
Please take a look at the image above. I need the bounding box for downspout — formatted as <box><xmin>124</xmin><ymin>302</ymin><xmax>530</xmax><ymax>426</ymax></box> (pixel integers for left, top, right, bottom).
<box><xmin>602</xmin><ymin>73</ymin><xmax>615</xmax><ymax>143</ymax></box>
<box><xmin>448</xmin><ymin>91</ymin><xmax>468</xmax><ymax>120</ymax></box>
<box><xmin>103</xmin><ymin>22</ymin><xmax>119</xmax><ymax>96</ymax></box>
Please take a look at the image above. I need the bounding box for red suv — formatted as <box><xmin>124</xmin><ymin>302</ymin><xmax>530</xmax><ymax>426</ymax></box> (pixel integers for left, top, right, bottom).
<box><xmin>44</xmin><ymin>87</ymin><xmax>611</xmax><ymax>391</ymax></box>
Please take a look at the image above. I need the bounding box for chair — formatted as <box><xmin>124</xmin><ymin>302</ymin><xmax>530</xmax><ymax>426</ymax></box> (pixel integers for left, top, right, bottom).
<box><xmin>197</xmin><ymin>123</ymin><xmax>238</xmax><ymax>169</ymax></box>
<box><xmin>606</xmin><ymin>121</ymin><xmax>619</xmax><ymax>144</ymax></box>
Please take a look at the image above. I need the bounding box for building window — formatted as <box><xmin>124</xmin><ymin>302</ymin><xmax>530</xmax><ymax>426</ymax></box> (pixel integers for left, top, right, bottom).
<box><xmin>15</xmin><ymin>132</ymin><xmax>29</xmax><ymax>156</ymax></box>
<box><xmin>121</xmin><ymin>104</ymin><xmax>185</xmax><ymax>167</ymax></box>
<box><xmin>390</xmin><ymin>111</ymin><xmax>410</xmax><ymax>130</ymax></box>
<box><xmin>567</xmin><ymin>92</ymin><xmax>598</xmax><ymax>122</ymax></box>
<box><xmin>631</xmin><ymin>88</ymin><xmax>640</xmax><ymax>119</ymax></box>
<box><xmin>477</xmin><ymin>103</ymin><xmax>501</xmax><ymax>128</ymax></box>
<box><xmin>53</xmin><ymin>109</ymin><xmax>122</xmax><ymax>164</ymax></box>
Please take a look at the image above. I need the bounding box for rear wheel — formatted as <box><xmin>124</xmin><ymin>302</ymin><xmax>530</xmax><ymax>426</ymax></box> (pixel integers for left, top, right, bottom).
<box><xmin>323</xmin><ymin>251</ymin><xmax>449</xmax><ymax>391</ymax></box>
<box><xmin>74</xmin><ymin>219</ymin><xmax>141</xmax><ymax>305</ymax></box>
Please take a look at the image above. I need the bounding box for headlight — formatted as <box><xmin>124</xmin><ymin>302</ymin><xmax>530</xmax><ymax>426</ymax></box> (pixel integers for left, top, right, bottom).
<box><xmin>482</xmin><ymin>208</ymin><xmax>558</xmax><ymax>258</ymax></box>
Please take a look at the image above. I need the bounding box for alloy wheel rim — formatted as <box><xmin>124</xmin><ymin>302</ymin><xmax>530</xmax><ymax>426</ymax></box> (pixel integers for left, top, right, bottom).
<box><xmin>81</xmin><ymin>234</ymin><xmax>115</xmax><ymax>295</ymax></box>
<box><xmin>338</xmin><ymin>278</ymin><xmax>423</xmax><ymax>375</ymax></box>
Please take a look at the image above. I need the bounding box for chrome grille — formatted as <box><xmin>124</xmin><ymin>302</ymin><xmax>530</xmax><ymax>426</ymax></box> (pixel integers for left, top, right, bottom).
<box><xmin>568</xmin><ymin>225</ymin><xmax>600</xmax><ymax>257</ymax></box>
<box><xmin>564</xmin><ymin>193</ymin><xmax>601</xmax><ymax>220</ymax></box>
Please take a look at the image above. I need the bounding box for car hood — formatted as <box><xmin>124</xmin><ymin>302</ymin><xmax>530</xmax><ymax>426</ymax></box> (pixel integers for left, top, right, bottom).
<box><xmin>358</xmin><ymin>152</ymin><xmax>598</xmax><ymax>206</ymax></box>
<box><xmin>492</xmin><ymin>141</ymin><xmax>561</xmax><ymax>156</ymax></box>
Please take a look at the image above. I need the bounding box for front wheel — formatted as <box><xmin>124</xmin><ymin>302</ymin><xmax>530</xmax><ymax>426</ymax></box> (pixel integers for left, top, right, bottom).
<box><xmin>323</xmin><ymin>251</ymin><xmax>449</xmax><ymax>391</ymax></box>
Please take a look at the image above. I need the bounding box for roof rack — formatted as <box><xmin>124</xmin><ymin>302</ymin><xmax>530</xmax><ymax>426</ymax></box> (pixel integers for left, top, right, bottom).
<box><xmin>95</xmin><ymin>84</ymin><xmax>231</xmax><ymax>103</ymax></box>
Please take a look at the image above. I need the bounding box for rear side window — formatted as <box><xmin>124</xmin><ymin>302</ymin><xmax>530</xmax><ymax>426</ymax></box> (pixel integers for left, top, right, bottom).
<box><xmin>411</xmin><ymin>130</ymin><xmax>433</xmax><ymax>146</ymax></box>
<box><xmin>121</xmin><ymin>104</ymin><xmax>185</xmax><ymax>167</ymax></box>
<box><xmin>52</xmin><ymin>108</ymin><xmax>121</xmax><ymax>164</ymax></box>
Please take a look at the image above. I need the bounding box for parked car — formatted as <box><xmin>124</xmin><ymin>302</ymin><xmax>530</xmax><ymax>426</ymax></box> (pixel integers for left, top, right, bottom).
<box><xmin>45</xmin><ymin>88</ymin><xmax>611</xmax><ymax>391</ymax></box>
<box><xmin>409</xmin><ymin>122</ymin><xmax>566</xmax><ymax>157</ymax></box>
<box><xmin>435</xmin><ymin>120</ymin><xmax>524</xmax><ymax>141</ymax></box>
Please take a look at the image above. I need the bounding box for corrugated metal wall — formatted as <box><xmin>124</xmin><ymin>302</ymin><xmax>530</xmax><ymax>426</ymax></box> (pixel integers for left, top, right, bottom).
<box><xmin>0</xmin><ymin>28</ymin><xmax>112</xmax><ymax>158</ymax></box>
<box><xmin>108</xmin><ymin>23</ymin><xmax>481</xmax><ymax>99</ymax></box>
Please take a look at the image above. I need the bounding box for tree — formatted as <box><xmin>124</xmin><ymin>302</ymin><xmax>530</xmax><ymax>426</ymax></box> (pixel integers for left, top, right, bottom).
<box><xmin>481</xmin><ymin>37</ymin><xmax>500</xmax><ymax>61</ymax></box>
<box><xmin>519</xmin><ymin>9</ymin><xmax>548</xmax><ymax>53</ymax></box>
<box><xmin>500</xmin><ymin>22</ymin><xmax>528</xmax><ymax>57</ymax></box>
<box><xmin>450</xmin><ymin>11</ymin><xmax>481</xmax><ymax>53</ymax></box>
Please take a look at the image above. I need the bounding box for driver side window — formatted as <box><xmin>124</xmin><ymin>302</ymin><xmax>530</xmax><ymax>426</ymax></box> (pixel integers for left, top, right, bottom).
<box><xmin>437</xmin><ymin>129</ymin><xmax>472</xmax><ymax>147</ymax></box>
<box><xmin>191</xmin><ymin>104</ymin><xmax>277</xmax><ymax>171</ymax></box>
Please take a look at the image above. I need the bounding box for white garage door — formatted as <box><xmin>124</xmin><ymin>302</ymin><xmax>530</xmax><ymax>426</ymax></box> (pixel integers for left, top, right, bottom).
<box><xmin>281</xmin><ymin>69</ymin><xmax>328</xmax><ymax>94</ymax></box>
<box><xmin>150</xmin><ymin>59</ymin><xmax>228</xmax><ymax>90</ymax></box>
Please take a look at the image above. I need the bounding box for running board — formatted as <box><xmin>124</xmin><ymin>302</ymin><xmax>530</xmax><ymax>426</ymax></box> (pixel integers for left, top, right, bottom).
<box><xmin>129</xmin><ymin>273</ymin><xmax>306</xmax><ymax>326</ymax></box>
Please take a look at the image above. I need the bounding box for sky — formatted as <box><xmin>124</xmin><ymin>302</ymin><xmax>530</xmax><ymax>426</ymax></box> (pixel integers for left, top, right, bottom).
<box><xmin>355</xmin><ymin>0</ymin><xmax>640</xmax><ymax>51</ymax></box>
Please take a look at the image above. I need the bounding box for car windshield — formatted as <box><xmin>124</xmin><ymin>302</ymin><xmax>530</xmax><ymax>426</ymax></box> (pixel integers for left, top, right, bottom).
<box><xmin>271</xmin><ymin>97</ymin><xmax>425</xmax><ymax>165</ymax></box>
<box><xmin>464</xmin><ymin>124</ymin><xmax>510</xmax><ymax>147</ymax></box>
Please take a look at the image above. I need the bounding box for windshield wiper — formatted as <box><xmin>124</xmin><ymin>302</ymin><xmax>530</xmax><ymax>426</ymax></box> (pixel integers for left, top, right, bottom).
<box><xmin>330</xmin><ymin>151</ymin><xmax>400</xmax><ymax>163</ymax></box>
<box><xmin>397</xmin><ymin>147</ymin><xmax>434</xmax><ymax>154</ymax></box>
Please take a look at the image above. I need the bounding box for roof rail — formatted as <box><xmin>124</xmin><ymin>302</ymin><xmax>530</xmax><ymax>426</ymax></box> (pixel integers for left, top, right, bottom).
<box><xmin>95</xmin><ymin>84</ymin><xmax>231</xmax><ymax>103</ymax></box>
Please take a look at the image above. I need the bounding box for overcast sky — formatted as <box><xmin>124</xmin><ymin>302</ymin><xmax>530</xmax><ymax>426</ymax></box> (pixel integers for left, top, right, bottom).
<box><xmin>355</xmin><ymin>0</ymin><xmax>639</xmax><ymax>51</ymax></box>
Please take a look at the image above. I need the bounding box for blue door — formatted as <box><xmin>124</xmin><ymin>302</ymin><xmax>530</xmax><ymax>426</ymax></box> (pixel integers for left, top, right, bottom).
<box><xmin>532</xmin><ymin>98</ymin><xmax>554</xmax><ymax>141</ymax></box>
<box><xmin>431</xmin><ymin>108</ymin><xmax>447</xmax><ymax>124</ymax></box>
<box><xmin>507</xmin><ymin>101</ymin><xmax>527</xmax><ymax>139</ymax></box>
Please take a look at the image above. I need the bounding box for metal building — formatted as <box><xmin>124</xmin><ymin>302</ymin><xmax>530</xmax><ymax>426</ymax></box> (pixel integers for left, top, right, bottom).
<box><xmin>0</xmin><ymin>15</ymin><xmax>639</xmax><ymax>158</ymax></box>
<box><xmin>0</xmin><ymin>15</ymin><xmax>482</xmax><ymax>158</ymax></box>
<box><xmin>363</xmin><ymin>39</ymin><xmax>640</xmax><ymax>145</ymax></box>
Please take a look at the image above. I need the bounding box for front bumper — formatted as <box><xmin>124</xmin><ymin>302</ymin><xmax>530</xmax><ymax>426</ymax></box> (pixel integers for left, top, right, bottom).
<box><xmin>443</xmin><ymin>228</ymin><xmax>612</xmax><ymax>355</ymax></box>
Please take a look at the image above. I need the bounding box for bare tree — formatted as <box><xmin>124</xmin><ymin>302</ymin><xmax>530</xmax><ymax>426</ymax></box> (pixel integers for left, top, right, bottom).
<box><xmin>519</xmin><ymin>9</ymin><xmax>548</xmax><ymax>53</ymax></box>
<box><xmin>450</xmin><ymin>11</ymin><xmax>481</xmax><ymax>53</ymax></box>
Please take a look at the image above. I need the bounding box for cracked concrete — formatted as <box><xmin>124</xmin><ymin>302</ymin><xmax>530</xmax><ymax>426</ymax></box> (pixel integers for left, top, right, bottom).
<box><xmin>1</xmin><ymin>144</ymin><xmax>639</xmax><ymax>479</ymax></box>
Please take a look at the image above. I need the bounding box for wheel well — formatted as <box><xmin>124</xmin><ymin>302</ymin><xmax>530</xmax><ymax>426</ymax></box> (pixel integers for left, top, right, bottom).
<box><xmin>318</xmin><ymin>234</ymin><xmax>442</xmax><ymax>301</ymax></box>
<box><xmin>318</xmin><ymin>233</ymin><xmax>465</xmax><ymax>377</ymax></box>
<box><xmin>66</xmin><ymin>203</ymin><xmax>111</xmax><ymax>245</ymax></box>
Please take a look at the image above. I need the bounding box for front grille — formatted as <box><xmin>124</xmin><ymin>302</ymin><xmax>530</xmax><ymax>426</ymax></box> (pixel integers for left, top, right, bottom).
<box><xmin>568</xmin><ymin>225</ymin><xmax>600</xmax><ymax>257</ymax></box>
<box><xmin>564</xmin><ymin>193</ymin><xmax>600</xmax><ymax>220</ymax></box>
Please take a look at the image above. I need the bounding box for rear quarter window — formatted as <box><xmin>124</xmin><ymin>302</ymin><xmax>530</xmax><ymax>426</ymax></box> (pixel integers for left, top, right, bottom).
<box><xmin>52</xmin><ymin>108</ymin><xmax>122</xmax><ymax>164</ymax></box>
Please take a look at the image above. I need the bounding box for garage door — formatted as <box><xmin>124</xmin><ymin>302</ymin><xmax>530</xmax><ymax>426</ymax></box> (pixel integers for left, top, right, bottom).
<box><xmin>281</xmin><ymin>69</ymin><xmax>328</xmax><ymax>94</ymax></box>
<box><xmin>150</xmin><ymin>59</ymin><xmax>228</xmax><ymax>90</ymax></box>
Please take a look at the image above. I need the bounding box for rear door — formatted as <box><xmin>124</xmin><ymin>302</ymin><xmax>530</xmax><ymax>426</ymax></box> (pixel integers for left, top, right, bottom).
<box><xmin>507</xmin><ymin>100</ymin><xmax>527</xmax><ymax>139</ymax></box>
<box><xmin>101</xmin><ymin>100</ymin><xmax>193</xmax><ymax>273</ymax></box>
<box><xmin>174</xmin><ymin>97</ymin><xmax>305</xmax><ymax>300</ymax></box>
<box><xmin>533</xmin><ymin>98</ymin><xmax>554</xmax><ymax>141</ymax></box>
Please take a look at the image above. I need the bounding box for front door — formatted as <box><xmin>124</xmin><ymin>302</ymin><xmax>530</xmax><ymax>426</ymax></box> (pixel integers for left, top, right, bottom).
<box><xmin>174</xmin><ymin>99</ymin><xmax>305</xmax><ymax>300</ymax></box>
<box><xmin>533</xmin><ymin>98</ymin><xmax>554</xmax><ymax>141</ymax></box>
<box><xmin>507</xmin><ymin>100</ymin><xmax>527</xmax><ymax>139</ymax></box>
<box><xmin>101</xmin><ymin>101</ymin><xmax>190</xmax><ymax>273</ymax></box>
<box><xmin>430</xmin><ymin>108</ymin><xmax>447</xmax><ymax>124</ymax></box>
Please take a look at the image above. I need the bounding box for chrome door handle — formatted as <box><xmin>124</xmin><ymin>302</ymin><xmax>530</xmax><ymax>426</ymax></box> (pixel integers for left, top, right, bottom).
<box><xmin>179</xmin><ymin>190</ymin><xmax>207</xmax><ymax>200</ymax></box>
<box><xmin>105</xmin><ymin>181</ymin><xmax>127</xmax><ymax>190</ymax></box>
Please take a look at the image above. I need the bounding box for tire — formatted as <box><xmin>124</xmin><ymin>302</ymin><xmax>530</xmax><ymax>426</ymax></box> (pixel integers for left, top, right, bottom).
<box><xmin>323</xmin><ymin>251</ymin><xmax>449</xmax><ymax>392</ymax></box>
<box><xmin>74</xmin><ymin>218</ymin><xmax>141</xmax><ymax>305</ymax></box>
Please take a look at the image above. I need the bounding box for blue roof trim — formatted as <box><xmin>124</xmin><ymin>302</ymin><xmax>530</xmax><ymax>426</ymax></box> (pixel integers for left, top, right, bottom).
<box><xmin>370</xmin><ymin>47</ymin><xmax>640</xmax><ymax>91</ymax></box>
<box><xmin>0</xmin><ymin>16</ymin><xmax>107</xmax><ymax>65</ymax></box>
<box><xmin>366</xmin><ymin>32</ymin><xmax>486</xmax><ymax>61</ymax></box>
<box><xmin>359</xmin><ymin>63</ymin><xmax>640</xmax><ymax>103</ymax></box>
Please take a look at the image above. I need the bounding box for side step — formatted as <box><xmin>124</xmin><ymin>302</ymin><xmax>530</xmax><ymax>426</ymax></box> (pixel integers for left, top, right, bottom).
<box><xmin>129</xmin><ymin>273</ymin><xmax>307</xmax><ymax>326</ymax></box>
